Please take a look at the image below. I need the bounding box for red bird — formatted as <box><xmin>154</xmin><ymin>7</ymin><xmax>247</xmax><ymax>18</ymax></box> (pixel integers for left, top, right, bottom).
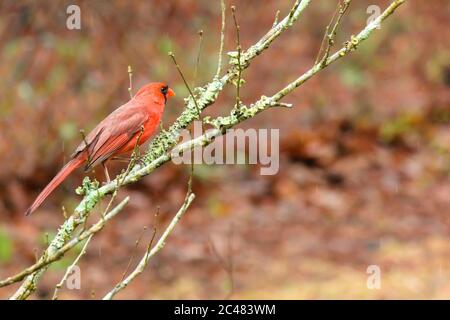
<box><xmin>26</xmin><ymin>82</ymin><xmax>175</xmax><ymax>216</ymax></box>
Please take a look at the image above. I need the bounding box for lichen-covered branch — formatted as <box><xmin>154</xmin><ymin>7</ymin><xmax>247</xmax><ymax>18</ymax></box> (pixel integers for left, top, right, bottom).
<box><xmin>71</xmin><ymin>0</ymin><xmax>312</xmax><ymax>219</ymax></box>
<box><xmin>145</xmin><ymin>0</ymin><xmax>310</xmax><ymax>163</ymax></box>
<box><xmin>3</xmin><ymin>197</ymin><xmax>129</xmax><ymax>297</ymax></box>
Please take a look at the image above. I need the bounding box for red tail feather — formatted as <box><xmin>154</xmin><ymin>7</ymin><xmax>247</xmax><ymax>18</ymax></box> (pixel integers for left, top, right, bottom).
<box><xmin>25</xmin><ymin>157</ymin><xmax>85</xmax><ymax>216</ymax></box>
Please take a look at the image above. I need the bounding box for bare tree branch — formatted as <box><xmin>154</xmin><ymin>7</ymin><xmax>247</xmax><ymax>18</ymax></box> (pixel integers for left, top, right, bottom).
<box><xmin>103</xmin><ymin>192</ymin><xmax>196</xmax><ymax>300</ymax></box>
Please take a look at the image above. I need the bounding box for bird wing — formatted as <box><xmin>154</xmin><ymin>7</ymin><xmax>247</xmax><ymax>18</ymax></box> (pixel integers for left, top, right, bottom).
<box><xmin>72</xmin><ymin>100</ymin><xmax>148</xmax><ymax>170</ymax></box>
<box><xmin>85</xmin><ymin>132</ymin><xmax>135</xmax><ymax>170</ymax></box>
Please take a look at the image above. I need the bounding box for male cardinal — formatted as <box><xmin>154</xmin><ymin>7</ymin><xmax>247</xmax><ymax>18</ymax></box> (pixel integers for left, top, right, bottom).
<box><xmin>26</xmin><ymin>82</ymin><xmax>175</xmax><ymax>216</ymax></box>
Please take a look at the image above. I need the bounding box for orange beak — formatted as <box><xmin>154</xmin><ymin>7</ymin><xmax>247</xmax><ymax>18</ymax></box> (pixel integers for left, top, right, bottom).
<box><xmin>167</xmin><ymin>88</ymin><xmax>175</xmax><ymax>98</ymax></box>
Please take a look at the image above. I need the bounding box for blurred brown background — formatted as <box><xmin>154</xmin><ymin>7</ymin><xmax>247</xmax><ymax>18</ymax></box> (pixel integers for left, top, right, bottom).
<box><xmin>0</xmin><ymin>0</ymin><xmax>449</xmax><ymax>299</ymax></box>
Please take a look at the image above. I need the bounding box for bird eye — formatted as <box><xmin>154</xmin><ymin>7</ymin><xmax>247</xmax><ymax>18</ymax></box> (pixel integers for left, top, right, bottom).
<box><xmin>161</xmin><ymin>85</ymin><xmax>169</xmax><ymax>95</ymax></box>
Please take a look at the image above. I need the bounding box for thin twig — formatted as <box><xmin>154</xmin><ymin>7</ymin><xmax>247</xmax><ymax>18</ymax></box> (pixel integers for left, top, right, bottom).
<box><xmin>103</xmin><ymin>192</ymin><xmax>195</xmax><ymax>299</ymax></box>
<box><xmin>189</xmin><ymin>29</ymin><xmax>205</xmax><ymax>193</ymax></box>
<box><xmin>318</xmin><ymin>0</ymin><xmax>352</xmax><ymax>67</ymax></box>
<box><xmin>120</xmin><ymin>209</ymin><xmax>159</xmax><ymax>282</ymax></box>
<box><xmin>170</xmin><ymin>40</ymin><xmax>205</xmax><ymax>192</ymax></box>
<box><xmin>127</xmin><ymin>65</ymin><xmax>133</xmax><ymax>99</ymax></box>
<box><xmin>231</xmin><ymin>6</ymin><xmax>243</xmax><ymax>109</ymax></box>
<box><xmin>169</xmin><ymin>49</ymin><xmax>202</xmax><ymax>193</ymax></box>
<box><xmin>209</xmin><ymin>225</ymin><xmax>235</xmax><ymax>299</ymax></box>
<box><xmin>120</xmin><ymin>227</ymin><xmax>147</xmax><ymax>282</ymax></box>
<box><xmin>215</xmin><ymin>0</ymin><xmax>226</xmax><ymax>78</ymax></box>
<box><xmin>52</xmin><ymin>235</ymin><xmax>93</xmax><ymax>300</ymax></box>
<box><xmin>272</xmin><ymin>10</ymin><xmax>281</xmax><ymax>28</ymax></box>
<box><xmin>119</xmin><ymin>125</ymin><xmax>145</xmax><ymax>186</ymax></box>
<box><xmin>168</xmin><ymin>52</ymin><xmax>202</xmax><ymax>123</ymax></box>
<box><xmin>79</xmin><ymin>129</ymin><xmax>91</xmax><ymax>169</ymax></box>
<box><xmin>314</xmin><ymin>3</ymin><xmax>340</xmax><ymax>65</ymax></box>
<box><xmin>193</xmin><ymin>30</ymin><xmax>204</xmax><ymax>88</ymax></box>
